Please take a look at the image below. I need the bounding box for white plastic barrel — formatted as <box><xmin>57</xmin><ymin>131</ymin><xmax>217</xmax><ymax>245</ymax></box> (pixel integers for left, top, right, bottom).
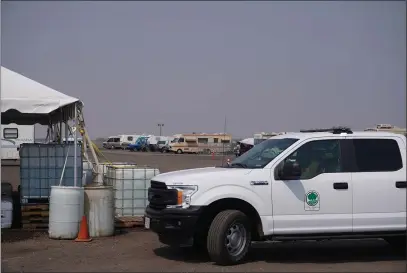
<box><xmin>84</xmin><ymin>185</ymin><xmax>114</xmax><ymax>237</ymax></box>
<box><xmin>1</xmin><ymin>197</ymin><xmax>13</xmax><ymax>229</ymax></box>
<box><xmin>49</xmin><ymin>186</ymin><xmax>84</xmax><ymax>239</ymax></box>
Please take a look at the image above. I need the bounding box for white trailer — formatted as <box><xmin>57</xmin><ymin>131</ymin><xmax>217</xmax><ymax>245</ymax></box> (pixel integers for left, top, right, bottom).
<box><xmin>1</xmin><ymin>124</ymin><xmax>35</xmax><ymax>160</ymax></box>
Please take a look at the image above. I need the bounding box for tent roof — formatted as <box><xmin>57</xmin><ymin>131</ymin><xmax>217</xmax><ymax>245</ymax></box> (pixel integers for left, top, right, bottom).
<box><xmin>238</xmin><ymin>138</ymin><xmax>254</xmax><ymax>146</ymax></box>
<box><xmin>1</xmin><ymin>66</ymin><xmax>82</xmax><ymax>125</ymax></box>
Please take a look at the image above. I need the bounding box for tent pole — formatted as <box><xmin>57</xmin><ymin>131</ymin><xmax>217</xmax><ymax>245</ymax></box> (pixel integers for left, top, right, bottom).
<box><xmin>73</xmin><ymin>104</ymin><xmax>78</xmax><ymax>187</ymax></box>
<box><xmin>59</xmin><ymin>109</ymin><xmax>63</xmax><ymax>143</ymax></box>
<box><xmin>65</xmin><ymin>121</ymin><xmax>69</xmax><ymax>144</ymax></box>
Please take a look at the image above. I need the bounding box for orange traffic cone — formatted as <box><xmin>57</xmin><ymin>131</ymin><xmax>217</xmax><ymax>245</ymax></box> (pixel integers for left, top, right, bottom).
<box><xmin>75</xmin><ymin>215</ymin><xmax>92</xmax><ymax>242</ymax></box>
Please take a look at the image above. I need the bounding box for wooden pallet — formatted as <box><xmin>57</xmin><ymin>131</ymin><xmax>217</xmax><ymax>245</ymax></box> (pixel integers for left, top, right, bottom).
<box><xmin>21</xmin><ymin>204</ymin><xmax>49</xmax><ymax>212</ymax></box>
<box><xmin>22</xmin><ymin>223</ymin><xmax>48</xmax><ymax>229</ymax></box>
<box><xmin>21</xmin><ymin>210</ymin><xmax>49</xmax><ymax>217</ymax></box>
<box><xmin>115</xmin><ymin>216</ymin><xmax>144</xmax><ymax>228</ymax></box>
<box><xmin>21</xmin><ymin>218</ymin><xmax>49</xmax><ymax>224</ymax></box>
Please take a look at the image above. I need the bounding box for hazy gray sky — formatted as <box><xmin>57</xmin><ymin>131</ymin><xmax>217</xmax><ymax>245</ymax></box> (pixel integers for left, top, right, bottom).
<box><xmin>2</xmin><ymin>1</ymin><xmax>405</xmax><ymax>138</ymax></box>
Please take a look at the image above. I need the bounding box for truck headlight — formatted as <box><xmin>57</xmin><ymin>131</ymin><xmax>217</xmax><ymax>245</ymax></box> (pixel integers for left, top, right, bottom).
<box><xmin>167</xmin><ymin>185</ymin><xmax>198</xmax><ymax>209</ymax></box>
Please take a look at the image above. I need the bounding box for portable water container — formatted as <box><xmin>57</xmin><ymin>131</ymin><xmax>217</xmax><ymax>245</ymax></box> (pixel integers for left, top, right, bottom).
<box><xmin>1</xmin><ymin>196</ymin><xmax>13</xmax><ymax>229</ymax></box>
<box><xmin>105</xmin><ymin>165</ymin><xmax>160</xmax><ymax>216</ymax></box>
<box><xmin>94</xmin><ymin>162</ymin><xmax>137</xmax><ymax>184</ymax></box>
<box><xmin>20</xmin><ymin>143</ymin><xmax>83</xmax><ymax>203</ymax></box>
<box><xmin>84</xmin><ymin>185</ymin><xmax>115</xmax><ymax>237</ymax></box>
<box><xmin>48</xmin><ymin>186</ymin><xmax>84</xmax><ymax>239</ymax></box>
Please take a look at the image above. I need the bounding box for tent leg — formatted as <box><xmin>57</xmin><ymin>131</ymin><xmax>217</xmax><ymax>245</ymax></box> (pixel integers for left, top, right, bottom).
<box><xmin>73</xmin><ymin>104</ymin><xmax>78</xmax><ymax>187</ymax></box>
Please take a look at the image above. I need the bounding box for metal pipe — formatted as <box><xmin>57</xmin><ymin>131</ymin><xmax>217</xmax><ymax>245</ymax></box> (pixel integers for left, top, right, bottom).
<box><xmin>73</xmin><ymin>104</ymin><xmax>77</xmax><ymax>187</ymax></box>
<box><xmin>65</xmin><ymin>121</ymin><xmax>69</xmax><ymax>144</ymax></box>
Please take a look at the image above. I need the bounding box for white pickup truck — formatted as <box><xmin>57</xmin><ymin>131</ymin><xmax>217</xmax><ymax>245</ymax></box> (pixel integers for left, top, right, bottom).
<box><xmin>145</xmin><ymin>127</ymin><xmax>406</xmax><ymax>265</ymax></box>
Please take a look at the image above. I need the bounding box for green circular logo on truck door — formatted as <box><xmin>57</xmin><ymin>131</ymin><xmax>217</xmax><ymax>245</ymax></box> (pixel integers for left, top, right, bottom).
<box><xmin>306</xmin><ymin>191</ymin><xmax>319</xmax><ymax>207</ymax></box>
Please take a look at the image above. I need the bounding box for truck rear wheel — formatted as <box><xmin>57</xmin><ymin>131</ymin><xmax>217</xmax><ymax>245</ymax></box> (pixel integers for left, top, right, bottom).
<box><xmin>177</xmin><ymin>149</ymin><xmax>183</xmax><ymax>154</ymax></box>
<box><xmin>207</xmin><ymin>210</ymin><xmax>251</xmax><ymax>265</ymax></box>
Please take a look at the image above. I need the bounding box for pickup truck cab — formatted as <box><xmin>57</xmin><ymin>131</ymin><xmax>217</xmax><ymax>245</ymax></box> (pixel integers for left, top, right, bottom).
<box><xmin>145</xmin><ymin>127</ymin><xmax>406</xmax><ymax>265</ymax></box>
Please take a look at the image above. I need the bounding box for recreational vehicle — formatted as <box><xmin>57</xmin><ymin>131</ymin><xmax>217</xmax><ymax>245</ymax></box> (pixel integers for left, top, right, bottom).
<box><xmin>102</xmin><ymin>134</ymin><xmax>138</xmax><ymax>149</ymax></box>
<box><xmin>364</xmin><ymin>124</ymin><xmax>407</xmax><ymax>136</ymax></box>
<box><xmin>1</xmin><ymin>124</ymin><xmax>35</xmax><ymax>160</ymax></box>
<box><xmin>169</xmin><ymin>133</ymin><xmax>232</xmax><ymax>154</ymax></box>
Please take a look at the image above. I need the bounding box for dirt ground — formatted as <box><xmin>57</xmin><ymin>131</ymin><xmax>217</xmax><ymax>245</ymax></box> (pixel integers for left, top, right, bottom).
<box><xmin>2</xmin><ymin>149</ymin><xmax>406</xmax><ymax>272</ymax></box>
<box><xmin>2</xmin><ymin>229</ymin><xmax>406</xmax><ymax>272</ymax></box>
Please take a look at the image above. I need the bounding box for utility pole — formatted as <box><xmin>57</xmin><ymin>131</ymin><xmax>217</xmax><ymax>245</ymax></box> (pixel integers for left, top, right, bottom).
<box><xmin>157</xmin><ymin>123</ymin><xmax>164</xmax><ymax>136</ymax></box>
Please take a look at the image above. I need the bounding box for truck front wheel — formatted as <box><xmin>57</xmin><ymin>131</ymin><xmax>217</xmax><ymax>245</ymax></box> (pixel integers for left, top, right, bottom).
<box><xmin>207</xmin><ymin>210</ymin><xmax>251</xmax><ymax>265</ymax></box>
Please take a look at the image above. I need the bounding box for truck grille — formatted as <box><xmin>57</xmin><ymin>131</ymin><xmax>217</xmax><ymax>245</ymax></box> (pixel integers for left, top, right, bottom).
<box><xmin>148</xmin><ymin>180</ymin><xmax>178</xmax><ymax>210</ymax></box>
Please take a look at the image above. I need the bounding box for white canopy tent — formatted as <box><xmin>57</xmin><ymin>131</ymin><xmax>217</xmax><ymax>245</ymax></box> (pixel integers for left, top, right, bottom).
<box><xmin>1</xmin><ymin>66</ymin><xmax>82</xmax><ymax>125</ymax></box>
<box><xmin>1</xmin><ymin>66</ymin><xmax>99</xmax><ymax>186</ymax></box>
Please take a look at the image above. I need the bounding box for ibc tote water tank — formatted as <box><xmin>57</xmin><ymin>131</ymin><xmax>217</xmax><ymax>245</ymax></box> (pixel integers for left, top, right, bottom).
<box><xmin>106</xmin><ymin>166</ymin><xmax>160</xmax><ymax>216</ymax></box>
<box><xmin>1</xmin><ymin>197</ymin><xmax>13</xmax><ymax>229</ymax></box>
<box><xmin>49</xmin><ymin>186</ymin><xmax>84</xmax><ymax>239</ymax></box>
<box><xmin>84</xmin><ymin>185</ymin><xmax>114</xmax><ymax>237</ymax></box>
<box><xmin>95</xmin><ymin>162</ymin><xmax>137</xmax><ymax>184</ymax></box>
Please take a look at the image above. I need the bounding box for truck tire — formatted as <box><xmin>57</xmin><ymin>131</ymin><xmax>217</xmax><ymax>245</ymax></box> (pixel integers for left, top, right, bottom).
<box><xmin>177</xmin><ymin>149</ymin><xmax>183</xmax><ymax>154</ymax></box>
<box><xmin>385</xmin><ymin>235</ymin><xmax>406</xmax><ymax>252</ymax></box>
<box><xmin>207</xmin><ymin>210</ymin><xmax>251</xmax><ymax>265</ymax></box>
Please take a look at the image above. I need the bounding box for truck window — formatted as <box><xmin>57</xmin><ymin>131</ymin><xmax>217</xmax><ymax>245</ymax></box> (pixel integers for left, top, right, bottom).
<box><xmin>3</xmin><ymin>128</ymin><xmax>18</xmax><ymax>139</ymax></box>
<box><xmin>353</xmin><ymin>139</ymin><xmax>402</xmax><ymax>172</ymax></box>
<box><xmin>127</xmin><ymin>136</ymin><xmax>133</xmax><ymax>141</ymax></box>
<box><xmin>114</xmin><ymin>138</ymin><xmax>120</xmax><ymax>142</ymax></box>
<box><xmin>230</xmin><ymin>138</ymin><xmax>298</xmax><ymax>169</ymax></box>
<box><xmin>179</xmin><ymin>138</ymin><xmax>185</xmax><ymax>143</ymax></box>
<box><xmin>281</xmin><ymin>139</ymin><xmax>342</xmax><ymax>180</ymax></box>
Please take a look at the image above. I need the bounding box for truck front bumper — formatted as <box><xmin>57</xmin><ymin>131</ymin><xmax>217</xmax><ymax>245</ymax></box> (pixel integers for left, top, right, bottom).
<box><xmin>145</xmin><ymin>206</ymin><xmax>204</xmax><ymax>246</ymax></box>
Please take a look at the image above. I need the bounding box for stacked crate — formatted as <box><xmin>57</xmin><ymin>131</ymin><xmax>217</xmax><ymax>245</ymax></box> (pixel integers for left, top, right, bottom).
<box><xmin>19</xmin><ymin>143</ymin><xmax>83</xmax><ymax>229</ymax></box>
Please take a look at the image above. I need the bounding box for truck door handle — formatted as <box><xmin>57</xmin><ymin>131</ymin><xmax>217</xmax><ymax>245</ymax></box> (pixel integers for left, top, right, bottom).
<box><xmin>395</xmin><ymin>181</ymin><xmax>407</xmax><ymax>188</ymax></box>
<box><xmin>333</xmin><ymin>182</ymin><xmax>348</xmax><ymax>190</ymax></box>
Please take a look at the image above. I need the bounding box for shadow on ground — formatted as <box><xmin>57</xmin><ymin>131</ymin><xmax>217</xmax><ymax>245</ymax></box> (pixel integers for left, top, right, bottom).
<box><xmin>1</xmin><ymin>229</ymin><xmax>46</xmax><ymax>243</ymax></box>
<box><xmin>154</xmin><ymin>239</ymin><xmax>406</xmax><ymax>265</ymax></box>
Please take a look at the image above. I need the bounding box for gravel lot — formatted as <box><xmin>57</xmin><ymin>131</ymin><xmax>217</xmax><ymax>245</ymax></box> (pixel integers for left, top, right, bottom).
<box><xmin>2</xmin><ymin>150</ymin><xmax>406</xmax><ymax>272</ymax></box>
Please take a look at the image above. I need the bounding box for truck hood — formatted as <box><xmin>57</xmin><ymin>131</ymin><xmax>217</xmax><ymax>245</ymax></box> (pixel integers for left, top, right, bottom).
<box><xmin>153</xmin><ymin>167</ymin><xmax>251</xmax><ymax>185</ymax></box>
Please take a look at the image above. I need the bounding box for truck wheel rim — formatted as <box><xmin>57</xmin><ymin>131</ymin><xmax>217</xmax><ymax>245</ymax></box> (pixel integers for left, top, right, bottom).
<box><xmin>225</xmin><ymin>223</ymin><xmax>247</xmax><ymax>257</ymax></box>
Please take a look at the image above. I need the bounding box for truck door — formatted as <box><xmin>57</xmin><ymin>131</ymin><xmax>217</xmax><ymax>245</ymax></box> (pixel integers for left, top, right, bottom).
<box><xmin>348</xmin><ymin>137</ymin><xmax>406</xmax><ymax>232</ymax></box>
<box><xmin>271</xmin><ymin>138</ymin><xmax>353</xmax><ymax>234</ymax></box>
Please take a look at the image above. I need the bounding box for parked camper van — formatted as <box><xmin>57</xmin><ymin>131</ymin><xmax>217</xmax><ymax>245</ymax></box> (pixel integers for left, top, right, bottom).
<box><xmin>157</xmin><ymin>136</ymin><xmax>174</xmax><ymax>153</ymax></box>
<box><xmin>169</xmin><ymin>133</ymin><xmax>232</xmax><ymax>154</ymax></box>
<box><xmin>103</xmin><ymin>135</ymin><xmax>137</xmax><ymax>149</ymax></box>
<box><xmin>1</xmin><ymin>124</ymin><xmax>35</xmax><ymax>160</ymax></box>
<box><xmin>103</xmin><ymin>136</ymin><xmax>120</xmax><ymax>149</ymax></box>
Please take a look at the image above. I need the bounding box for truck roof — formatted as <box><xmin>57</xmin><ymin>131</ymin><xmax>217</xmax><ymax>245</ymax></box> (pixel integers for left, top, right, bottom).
<box><xmin>272</xmin><ymin>131</ymin><xmax>406</xmax><ymax>141</ymax></box>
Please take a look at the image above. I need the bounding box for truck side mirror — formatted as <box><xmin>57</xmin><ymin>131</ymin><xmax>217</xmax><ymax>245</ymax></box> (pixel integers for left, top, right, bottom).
<box><xmin>280</xmin><ymin>160</ymin><xmax>302</xmax><ymax>180</ymax></box>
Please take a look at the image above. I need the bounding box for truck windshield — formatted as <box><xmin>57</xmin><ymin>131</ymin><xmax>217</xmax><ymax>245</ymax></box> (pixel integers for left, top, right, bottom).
<box><xmin>229</xmin><ymin>138</ymin><xmax>299</xmax><ymax>169</ymax></box>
